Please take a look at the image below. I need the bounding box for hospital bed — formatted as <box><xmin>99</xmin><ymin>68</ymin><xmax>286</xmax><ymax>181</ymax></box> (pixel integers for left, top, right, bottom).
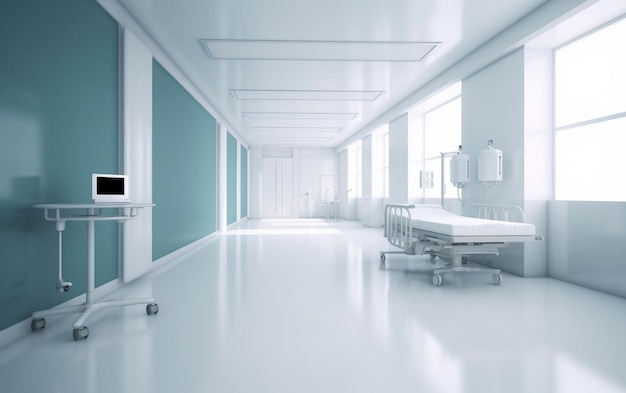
<box><xmin>381</xmin><ymin>204</ymin><xmax>541</xmax><ymax>286</ymax></box>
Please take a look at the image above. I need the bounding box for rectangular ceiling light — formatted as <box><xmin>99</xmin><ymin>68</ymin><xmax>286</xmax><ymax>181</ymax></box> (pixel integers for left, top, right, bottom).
<box><xmin>231</xmin><ymin>89</ymin><xmax>383</xmax><ymax>101</ymax></box>
<box><xmin>257</xmin><ymin>136</ymin><xmax>333</xmax><ymax>141</ymax></box>
<box><xmin>202</xmin><ymin>39</ymin><xmax>439</xmax><ymax>62</ymax></box>
<box><xmin>252</xmin><ymin>127</ymin><xmax>342</xmax><ymax>133</ymax></box>
<box><xmin>245</xmin><ymin>112</ymin><xmax>358</xmax><ymax>120</ymax></box>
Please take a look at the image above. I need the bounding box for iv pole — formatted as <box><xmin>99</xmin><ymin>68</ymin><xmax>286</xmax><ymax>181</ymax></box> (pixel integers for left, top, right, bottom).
<box><xmin>440</xmin><ymin>150</ymin><xmax>459</xmax><ymax>208</ymax></box>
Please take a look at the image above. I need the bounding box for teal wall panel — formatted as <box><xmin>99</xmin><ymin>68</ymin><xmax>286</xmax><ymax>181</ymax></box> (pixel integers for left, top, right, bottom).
<box><xmin>240</xmin><ymin>146</ymin><xmax>248</xmax><ymax>218</ymax></box>
<box><xmin>152</xmin><ymin>61</ymin><xmax>218</xmax><ymax>260</ymax></box>
<box><xmin>0</xmin><ymin>0</ymin><xmax>119</xmax><ymax>331</ymax></box>
<box><xmin>227</xmin><ymin>133</ymin><xmax>238</xmax><ymax>224</ymax></box>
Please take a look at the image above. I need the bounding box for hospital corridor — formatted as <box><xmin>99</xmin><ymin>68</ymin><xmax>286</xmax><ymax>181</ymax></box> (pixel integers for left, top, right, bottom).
<box><xmin>1</xmin><ymin>218</ymin><xmax>625</xmax><ymax>393</ymax></box>
<box><xmin>2</xmin><ymin>0</ymin><xmax>626</xmax><ymax>392</ymax></box>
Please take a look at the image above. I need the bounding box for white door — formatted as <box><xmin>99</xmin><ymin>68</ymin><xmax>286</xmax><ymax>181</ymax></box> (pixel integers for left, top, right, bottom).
<box><xmin>262</xmin><ymin>157</ymin><xmax>293</xmax><ymax>217</ymax></box>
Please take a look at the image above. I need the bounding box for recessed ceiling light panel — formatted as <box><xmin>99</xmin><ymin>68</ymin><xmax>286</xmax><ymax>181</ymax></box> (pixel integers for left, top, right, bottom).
<box><xmin>252</xmin><ymin>127</ymin><xmax>342</xmax><ymax>133</ymax></box>
<box><xmin>244</xmin><ymin>112</ymin><xmax>359</xmax><ymax>120</ymax></box>
<box><xmin>257</xmin><ymin>136</ymin><xmax>333</xmax><ymax>141</ymax></box>
<box><xmin>231</xmin><ymin>89</ymin><xmax>383</xmax><ymax>101</ymax></box>
<box><xmin>202</xmin><ymin>39</ymin><xmax>439</xmax><ymax>62</ymax></box>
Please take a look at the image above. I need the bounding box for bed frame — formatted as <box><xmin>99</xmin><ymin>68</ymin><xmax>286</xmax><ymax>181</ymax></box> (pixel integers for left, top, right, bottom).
<box><xmin>380</xmin><ymin>204</ymin><xmax>540</xmax><ymax>286</ymax></box>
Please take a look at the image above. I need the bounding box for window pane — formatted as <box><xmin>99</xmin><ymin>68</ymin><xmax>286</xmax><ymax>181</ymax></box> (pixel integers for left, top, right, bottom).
<box><xmin>384</xmin><ymin>133</ymin><xmax>389</xmax><ymax>167</ymax></box>
<box><xmin>424</xmin><ymin>98</ymin><xmax>462</xmax><ymax>159</ymax></box>
<box><xmin>356</xmin><ymin>147</ymin><xmax>362</xmax><ymax>197</ymax></box>
<box><xmin>384</xmin><ymin>132</ymin><xmax>389</xmax><ymax>197</ymax></box>
<box><xmin>555</xmin><ymin>18</ymin><xmax>626</xmax><ymax>127</ymax></box>
<box><xmin>423</xmin><ymin>97</ymin><xmax>462</xmax><ymax>200</ymax></box>
<box><xmin>555</xmin><ymin>116</ymin><xmax>626</xmax><ymax>201</ymax></box>
<box><xmin>384</xmin><ymin>167</ymin><xmax>389</xmax><ymax>198</ymax></box>
<box><xmin>348</xmin><ymin>144</ymin><xmax>360</xmax><ymax>199</ymax></box>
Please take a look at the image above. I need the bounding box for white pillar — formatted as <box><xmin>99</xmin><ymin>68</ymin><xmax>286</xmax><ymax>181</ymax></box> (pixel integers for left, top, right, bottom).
<box><xmin>218</xmin><ymin>124</ymin><xmax>228</xmax><ymax>232</ymax></box>
<box><xmin>120</xmin><ymin>27</ymin><xmax>153</xmax><ymax>282</ymax></box>
<box><xmin>389</xmin><ymin>114</ymin><xmax>409</xmax><ymax>204</ymax></box>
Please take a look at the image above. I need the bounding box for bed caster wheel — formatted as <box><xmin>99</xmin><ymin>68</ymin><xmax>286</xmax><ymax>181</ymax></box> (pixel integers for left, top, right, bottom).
<box><xmin>429</xmin><ymin>255</ymin><xmax>437</xmax><ymax>263</ymax></box>
<box><xmin>492</xmin><ymin>274</ymin><xmax>502</xmax><ymax>285</ymax></box>
<box><xmin>146</xmin><ymin>303</ymin><xmax>159</xmax><ymax>315</ymax></box>
<box><xmin>62</xmin><ymin>285</ymin><xmax>71</xmax><ymax>292</ymax></box>
<box><xmin>379</xmin><ymin>253</ymin><xmax>386</xmax><ymax>268</ymax></box>
<box><xmin>31</xmin><ymin>318</ymin><xmax>46</xmax><ymax>331</ymax></box>
<box><xmin>432</xmin><ymin>274</ymin><xmax>443</xmax><ymax>286</ymax></box>
<box><xmin>73</xmin><ymin>326</ymin><xmax>89</xmax><ymax>341</ymax></box>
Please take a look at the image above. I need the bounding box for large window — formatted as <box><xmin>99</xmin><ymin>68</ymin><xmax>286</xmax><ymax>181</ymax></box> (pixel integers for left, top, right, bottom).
<box><xmin>371</xmin><ymin>126</ymin><xmax>388</xmax><ymax>198</ymax></box>
<box><xmin>384</xmin><ymin>131</ymin><xmax>389</xmax><ymax>198</ymax></box>
<box><xmin>423</xmin><ymin>97</ymin><xmax>463</xmax><ymax>199</ymax></box>
<box><xmin>348</xmin><ymin>142</ymin><xmax>362</xmax><ymax>198</ymax></box>
<box><xmin>554</xmin><ymin>17</ymin><xmax>626</xmax><ymax>201</ymax></box>
<box><xmin>407</xmin><ymin>83</ymin><xmax>462</xmax><ymax>200</ymax></box>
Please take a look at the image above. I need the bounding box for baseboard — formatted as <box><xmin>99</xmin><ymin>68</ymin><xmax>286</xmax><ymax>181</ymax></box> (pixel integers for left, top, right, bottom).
<box><xmin>227</xmin><ymin>216</ymin><xmax>248</xmax><ymax>230</ymax></box>
<box><xmin>148</xmin><ymin>232</ymin><xmax>218</xmax><ymax>274</ymax></box>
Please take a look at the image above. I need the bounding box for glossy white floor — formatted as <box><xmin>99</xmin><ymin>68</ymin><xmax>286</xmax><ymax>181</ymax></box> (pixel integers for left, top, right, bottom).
<box><xmin>1</xmin><ymin>218</ymin><xmax>626</xmax><ymax>393</ymax></box>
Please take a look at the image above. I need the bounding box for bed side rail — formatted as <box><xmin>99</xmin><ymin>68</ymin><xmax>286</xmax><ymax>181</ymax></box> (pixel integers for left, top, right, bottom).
<box><xmin>383</xmin><ymin>204</ymin><xmax>416</xmax><ymax>249</ymax></box>
<box><xmin>468</xmin><ymin>203</ymin><xmax>526</xmax><ymax>223</ymax></box>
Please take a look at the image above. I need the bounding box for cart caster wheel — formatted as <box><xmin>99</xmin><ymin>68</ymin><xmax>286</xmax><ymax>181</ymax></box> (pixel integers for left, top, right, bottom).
<box><xmin>379</xmin><ymin>253</ymin><xmax>386</xmax><ymax>268</ymax></box>
<box><xmin>31</xmin><ymin>318</ymin><xmax>46</xmax><ymax>331</ymax></box>
<box><xmin>63</xmin><ymin>285</ymin><xmax>71</xmax><ymax>292</ymax></box>
<box><xmin>73</xmin><ymin>326</ymin><xmax>89</xmax><ymax>341</ymax></box>
<box><xmin>146</xmin><ymin>303</ymin><xmax>159</xmax><ymax>315</ymax></box>
<box><xmin>492</xmin><ymin>274</ymin><xmax>502</xmax><ymax>285</ymax></box>
<box><xmin>432</xmin><ymin>274</ymin><xmax>443</xmax><ymax>286</ymax></box>
<box><xmin>429</xmin><ymin>254</ymin><xmax>437</xmax><ymax>263</ymax></box>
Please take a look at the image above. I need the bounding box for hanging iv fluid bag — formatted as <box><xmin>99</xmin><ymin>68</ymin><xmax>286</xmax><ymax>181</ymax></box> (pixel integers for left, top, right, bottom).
<box><xmin>478</xmin><ymin>144</ymin><xmax>503</xmax><ymax>182</ymax></box>
<box><xmin>450</xmin><ymin>153</ymin><xmax>471</xmax><ymax>186</ymax></box>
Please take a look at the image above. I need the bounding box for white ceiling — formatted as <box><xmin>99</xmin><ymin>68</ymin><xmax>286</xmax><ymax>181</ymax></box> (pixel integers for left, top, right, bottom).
<box><xmin>115</xmin><ymin>0</ymin><xmax>547</xmax><ymax>149</ymax></box>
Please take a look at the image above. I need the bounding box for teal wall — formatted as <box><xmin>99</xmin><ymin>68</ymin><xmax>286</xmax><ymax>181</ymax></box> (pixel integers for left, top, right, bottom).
<box><xmin>0</xmin><ymin>0</ymin><xmax>119</xmax><ymax>331</ymax></box>
<box><xmin>227</xmin><ymin>133</ymin><xmax>238</xmax><ymax>224</ymax></box>
<box><xmin>152</xmin><ymin>61</ymin><xmax>218</xmax><ymax>260</ymax></box>
<box><xmin>240</xmin><ymin>146</ymin><xmax>248</xmax><ymax>218</ymax></box>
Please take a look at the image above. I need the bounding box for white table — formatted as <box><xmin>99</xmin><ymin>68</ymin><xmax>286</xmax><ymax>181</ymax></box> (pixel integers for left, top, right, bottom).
<box><xmin>31</xmin><ymin>203</ymin><xmax>157</xmax><ymax>341</ymax></box>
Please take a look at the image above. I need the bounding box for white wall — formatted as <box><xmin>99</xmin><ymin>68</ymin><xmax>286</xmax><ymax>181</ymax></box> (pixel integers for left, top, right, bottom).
<box><xmin>261</xmin><ymin>157</ymin><xmax>294</xmax><ymax>218</ymax></box>
<box><xmin>462</xmin><ymin>48</ymin><xmax>527</xmax><ymax>276</ymax></box>
<box><xmin>548</xmin><ymin>201</ymin><xmax>626</xmax><ymax>298</ymax></box>
<box><xmin>338</xmin><ymin>149</ymin><xmax>357</xmax><ymax>220</ymax></box>
<box><xmin>295</xmin><ymin>148</ymin><xmax>337</xmax><ymax>218</ymax></box>
<box><xmin>463</xmin><ymin>49</ymin><xmax>525</xmax><ymax>208</ymax></box>
<box><xmin>389</xmin><ymin>114</ymin><xmax>409</xmax><ymax>204</ymax></box>
<box><xmin>249</xmin><ymin>147</ymin><xmax>337</xmax><ymax>219</ymax></box>
<box><xmin>249</xmin><ymin>146</ymin><xmax>263</xmax><ymax>219</ymax></box>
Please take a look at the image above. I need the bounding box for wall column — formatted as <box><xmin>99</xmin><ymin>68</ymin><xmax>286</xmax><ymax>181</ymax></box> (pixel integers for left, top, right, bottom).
<box><xmin>389</xmin><ymin>114</ymin><xmax>409</xmax><ymax>204</ymax></box>
<box><xmin>121</xmin><ymin>27</ymin><xmax>153</xmax><ymax>282</ymax></box>
<box><xmin>218</xmin><ymin>123</ymin><xmax>228</xmax><ymax>232</ymax></box>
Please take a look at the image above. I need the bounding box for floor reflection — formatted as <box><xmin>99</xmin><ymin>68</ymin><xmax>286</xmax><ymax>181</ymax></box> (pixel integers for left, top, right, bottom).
<box><xmin>2</xmin><ymin>219</ymin><xmax>626</xmax><ymax>392</ymax></box>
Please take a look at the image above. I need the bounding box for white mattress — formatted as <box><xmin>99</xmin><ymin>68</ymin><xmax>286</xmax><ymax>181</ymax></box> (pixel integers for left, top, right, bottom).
<box><xmin>407</xmin><ymin>205</ymin><xmax>536</xmax><ymax>237</ymax></box>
